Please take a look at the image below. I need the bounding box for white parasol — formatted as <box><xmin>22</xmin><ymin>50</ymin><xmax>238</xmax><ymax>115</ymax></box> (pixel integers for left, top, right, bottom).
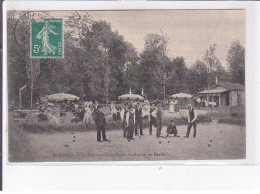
<box><xmin>118</xmin><ymin>88</ymin><xmax>144</xmax><ymax>101</ymax></box>
<box><xmin>118</xmin><ymin>94</ymin><xmax>144</xmax><ymax>101</ymax></box>
<box><xmin>171</xmin><ymin>93</ymin><xmax>192</xmax><ymax>99</ymax></box>
<box><xmin>47</xmin><ymin>93</ymin><xmax>80</xmax><ymax>102</ymax></box>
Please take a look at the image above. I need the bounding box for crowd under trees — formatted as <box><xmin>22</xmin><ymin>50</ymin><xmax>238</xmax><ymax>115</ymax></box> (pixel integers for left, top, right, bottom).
<box><xmin>7</xmin><ymin>11</ymin><xmax>245</xmax><ymax>107</ymax></box>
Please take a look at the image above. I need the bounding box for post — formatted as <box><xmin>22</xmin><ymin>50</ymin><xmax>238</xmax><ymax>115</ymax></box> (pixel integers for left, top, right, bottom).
<box><xmin>19</xmin><ymin>85</ymin><xmax>27</xmax><ymax>110</ymax></box>
<box><xmin>19</xmin><ymin>90</ymin><xmax>22</xmax><ymax>110</ymax></box>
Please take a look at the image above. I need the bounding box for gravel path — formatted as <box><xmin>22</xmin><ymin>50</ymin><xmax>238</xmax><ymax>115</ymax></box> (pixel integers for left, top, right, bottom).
<box><xmin>9</xmin><ymin>122</ymin><xmax>245</xmax><ymax>162</ymax></box>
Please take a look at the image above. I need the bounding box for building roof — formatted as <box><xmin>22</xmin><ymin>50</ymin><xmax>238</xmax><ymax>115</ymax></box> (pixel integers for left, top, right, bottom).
<box><xmin>216</xmin><ymin>82</ymin><xmax>245</xmax><ymax>91</ymax></box>
<box><xmin>198</xmin><ymin>82</ymin><xmax>245</xmax><ymax>94</ymax></box>
<box><xmin>198</xmin><ymin>88</ymin><xmax>228</xmax><ymax>94</ymax></box>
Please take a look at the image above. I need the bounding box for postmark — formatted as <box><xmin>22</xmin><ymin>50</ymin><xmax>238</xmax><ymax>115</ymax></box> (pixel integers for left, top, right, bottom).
<box><xmin>31</xmin><ymin>18</ymin><xmax>63</xmax><ymax>58</ymax></box>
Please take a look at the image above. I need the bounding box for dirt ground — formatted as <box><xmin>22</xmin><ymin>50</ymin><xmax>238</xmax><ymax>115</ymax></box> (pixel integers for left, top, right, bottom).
<box><xmin>8</xmin><ymin>120</ymin><xmax>246</xmax><ymax>162</ymax></box>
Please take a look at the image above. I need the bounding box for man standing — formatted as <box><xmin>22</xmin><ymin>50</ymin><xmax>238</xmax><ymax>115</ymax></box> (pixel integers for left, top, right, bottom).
<box><xmin>94</xmin><ymin>105</ymin><xmax>109</xmax><ymax>142</ymax></box>
<box><xmin>156</xmin><ymin>103</ymin><xmax>163</xmax><ymax>138</ymax></box>
<box><xmin>184</xmin><ymin>104</ymin><xmax>197</xmax><ymax>138</ymax></box>
<box><xmin>126</xmin><ymin>105</ymin><xmax>135</xmax><ymax>142</ymax></box>
<box><xmin>135</xmin><ymin>103</ymin><xmax>143</xmax><ymax>136</ymax></box>
<box><xmin>149</xmin><ymin>103</ymin><xmax>157</xmax><ymax>135</ymax></box>
<box><xmin>120</xmin><ymin>104</ymin><xmax>128</xmax><ymax>138</ymax></box>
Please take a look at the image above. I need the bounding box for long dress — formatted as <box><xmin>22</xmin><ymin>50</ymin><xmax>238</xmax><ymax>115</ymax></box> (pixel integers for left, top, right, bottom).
<box><xmin>84</xmin><ymin>107</ymin><xmax>92</xmax><ymax>123</ymax></box>
<box><xmin>169</xmin><ymin>101</ymin><xmax>174</xmax><ymax>113</ymax></box>
<box><xmin>36</xmin><ymin>21</ymin><xmax>58</xmax><ymax>55</ymax></box>
<box><xmin>142</xmin><ymin>104</ymin><xmax>150</xmax><ymax>120</ymax></box>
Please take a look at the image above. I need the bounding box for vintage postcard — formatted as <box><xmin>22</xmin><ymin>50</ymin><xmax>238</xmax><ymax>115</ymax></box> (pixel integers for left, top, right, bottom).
<box><xmin>5</xmin><ymin>7</ymin><xmax>247</xmax><ymax>162</ymax></box>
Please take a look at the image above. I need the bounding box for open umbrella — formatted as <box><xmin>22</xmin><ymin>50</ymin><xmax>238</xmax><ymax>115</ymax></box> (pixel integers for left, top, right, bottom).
<box><xmin>47</xmin><ymin>93</ymin><xmax>80</xmax><ymax>102</ymax></box>
<box><xmin>171</xmin><ymin>93</ymin><xmax>192</xmax><ymax>99</ymax></box>
<box><xmin>118</xmin><ymin>94</ymin><xmax>144</xmax><ymax>101</ymax></box>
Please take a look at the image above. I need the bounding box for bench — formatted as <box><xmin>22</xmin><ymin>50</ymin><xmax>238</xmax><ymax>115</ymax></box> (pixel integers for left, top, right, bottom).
<box><xmin>13</xmin><ymin>118</ymin><xmax>27</xmax><ymax>122</ymax></box>
<box><xmin>60</xmin><ymin>112</ymin><xmax>67</xmax><ymax>117</ymax></box>
<box><xmin>70</xmin><ymin>117</ymin><xmax>81</xmax><ymax>123</ymax></box>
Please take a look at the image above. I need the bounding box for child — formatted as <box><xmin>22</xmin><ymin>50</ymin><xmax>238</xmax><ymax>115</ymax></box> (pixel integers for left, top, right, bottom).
<box><xmin>166</xmin><ymin>120</ymin><xmax>180</xmax><ymax>137</ymax></box>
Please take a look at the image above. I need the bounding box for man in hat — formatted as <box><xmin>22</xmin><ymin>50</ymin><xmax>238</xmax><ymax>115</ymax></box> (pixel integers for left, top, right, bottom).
<box><xmin>149</xmin><ymin>103</ymin><xmax>157</xmax><ymax>135</ymax></box>
<box><xmin>135</xmin><ymin>103</ymin><xmax>143</xmax><ymax>136</ymax></box>
<box><xmin>184</xmin><ymin>104</ymin><xmax>197</xmax><ymax>138</ymax></box>
<box><xmin>94</xmin><ymin>105</ymin><xmax>109</xmax><ymax>142</ymax></box>
<box><xmin>156</xmin><ymin>103</ymin><xmax>163</xmax><ymax>138</ymax></box>
<box><xmin>125</xmin><ymin>105</ymin><xmax>135</xmax><ymax>141</ymax></box>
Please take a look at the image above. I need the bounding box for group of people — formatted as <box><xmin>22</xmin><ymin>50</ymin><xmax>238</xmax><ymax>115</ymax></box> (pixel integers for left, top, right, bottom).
<box><xmin>93</xmin><ymin>101</ymin><xmax>198</xmax><ymax>143</ymax></box>
<box><xmin>37</xmin><ymin>99</ymin><xmax>198</xmax><ymax>142</ymax></box>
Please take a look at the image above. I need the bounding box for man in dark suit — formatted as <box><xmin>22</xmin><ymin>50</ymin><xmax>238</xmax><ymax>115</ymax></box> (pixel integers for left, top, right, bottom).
<box><xmin>184</xmin><ymin>104</ymin><xmax>197</xmax><ymax>138</ymax></box>
<box><xmin>94</xmin><ymin>105</ymin><xmax>109</xmax><ymax>142</ymax></box>
<box><xmin>149</xmin><ymin>103</ymin><xmax>157</xmax><ymax>135</ymax></box>
<box><xmin>135</xmin><ymin>103</ymin><xmax>143</xmax><ymax>136</ymax></box>
<box><xmin>156</xmin><ymin>103</ymin><xmax>163</xmax><ymax>138</ymax></box>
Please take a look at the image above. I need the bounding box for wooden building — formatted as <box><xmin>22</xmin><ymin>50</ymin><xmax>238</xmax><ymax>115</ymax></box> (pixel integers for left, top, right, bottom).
<box><xmin>197</xmin><ymin>82</ymin><xmax>245</xmax><ymax>107</ymax></box>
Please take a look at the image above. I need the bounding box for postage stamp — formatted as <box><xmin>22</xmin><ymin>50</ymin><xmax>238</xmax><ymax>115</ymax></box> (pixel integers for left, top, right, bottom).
<box><xmin>31</xmin><ymin>18</ymin><xmax>63</xmax><ymax>58</ymax></box>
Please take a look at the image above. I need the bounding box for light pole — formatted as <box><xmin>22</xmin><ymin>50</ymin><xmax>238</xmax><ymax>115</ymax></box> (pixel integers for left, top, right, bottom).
<box><xmin>19</xmin><ymin>85</ymin><xmax>27</xmax><ymax>110</ymax></box>
<box><xmin>26</xmin><ymin>59</ymin><xmax>40</xmax><ymax>114</ymax></box>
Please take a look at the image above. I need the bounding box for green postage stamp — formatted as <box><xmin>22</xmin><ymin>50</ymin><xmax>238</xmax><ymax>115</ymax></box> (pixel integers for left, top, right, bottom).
<box><xmin>31</xmin><ymin>18</ymin><xmax>63</xmax><ymax>58</ymax></box>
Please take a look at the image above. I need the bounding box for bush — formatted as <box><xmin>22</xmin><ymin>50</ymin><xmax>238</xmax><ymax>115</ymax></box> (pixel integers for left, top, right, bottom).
<box><xmin>16</xmin><ymin>114</ymin><xmax>212</xmax><ymax>133</ymax></box>
<box><xmin>18</xmin><ymin>121</ymin><xmax>123</xmax><ymax>133</ymax></box>
<box><xmin>218</xmin><ymin>117</ymin><xmax>245</xmax><ymax>126</ymax></box>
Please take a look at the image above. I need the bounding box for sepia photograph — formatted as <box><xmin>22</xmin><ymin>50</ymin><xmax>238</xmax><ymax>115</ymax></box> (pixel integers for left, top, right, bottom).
<box><xmin>6</xmin><ymin>9</ymin><xmax>246</xmax><ymax>162</ymax></box>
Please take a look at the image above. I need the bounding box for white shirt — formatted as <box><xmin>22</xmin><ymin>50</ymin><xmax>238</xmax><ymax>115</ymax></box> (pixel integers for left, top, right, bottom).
<box><xmin>151</xmin><ymin>108</ymin><xmax>157</xmax><ymax>118</ymax></box>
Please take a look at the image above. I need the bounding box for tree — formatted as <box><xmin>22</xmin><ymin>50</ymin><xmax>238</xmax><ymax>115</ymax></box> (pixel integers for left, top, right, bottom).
<box><xmin>139</xmin><ymin>33</ymin><xmax>169</xmax><ymax>99</ymax></box>
<box><xmin>203</xmin><ymin>44</ymin><xmax>224</xmax><ymax>86</ymax></box>
<box><xmin>167</xmin><ymin>57</ymin><xmax>188</xmax><ymax>94</ymax></box>
<box><xmin>187</xmin><ymin>60</ymin><xmax>208</xmax><ymax>94</ymax></box>
<box><xmin>64</xmin><ymin>18</ymin><xmax>140</xmax><ymax>102</ymax></box>
<box><xmin>8</xmin><ymin>11</ymin><xmax>140</xmax><ymax>105</ymax></box>
<box><xmin>226</xmin><ymin>40</ymin><xmax>245</xmax><ymax>85</ymax></box>
<box><xmin>144</xmin><ymin>33</ymin><xmax>168</xmax><ymax>55</ymax></box>
<box><xmin>7</xmin><ymin>11</ymin><xmax>50</xmax><ymax>107</ymax></box>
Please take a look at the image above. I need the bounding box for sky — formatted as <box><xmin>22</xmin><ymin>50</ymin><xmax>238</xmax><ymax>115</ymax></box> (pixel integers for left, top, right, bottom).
<box><xmin>54</xmin><ymin>10</ymin><xmax>245</xmax><ymax>68</ymax></box>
